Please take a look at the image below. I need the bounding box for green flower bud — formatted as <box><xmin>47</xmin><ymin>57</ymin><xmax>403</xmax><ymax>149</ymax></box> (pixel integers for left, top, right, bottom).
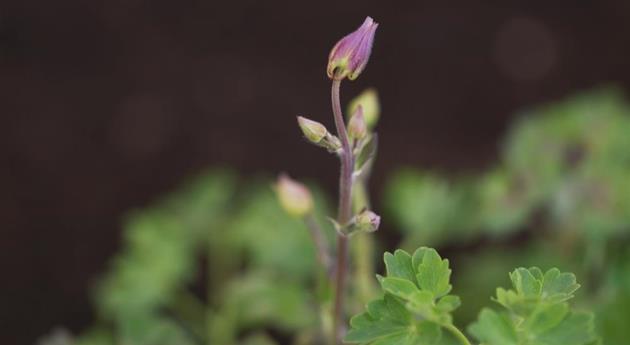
<box><xmin>297</xmin><ymin>116</ymin><xmax>327</xmax><ymax>143</ymax></box>
<box><xmin>274</xmin><ymin>174</ymin><xmax>314</xmax><ymax>218</ymax></box>
<box><xmin>333</xmin><ymin>209</ymin><xmax>381</xmax><ymax>236</ymax></box>
<box><xmin>297</xmin><ymin>116</ymin><xmax>342</xmax><ymax>153</ymax></box>
<box><xmin>354</xmin><ymin>209</ymin><xmax>381</xmax><ymax>233</ymax></box>
<box><xmin>348</xmin><ymin>88</ymin><xmax>380</xmax><ymax>129</ymax></box>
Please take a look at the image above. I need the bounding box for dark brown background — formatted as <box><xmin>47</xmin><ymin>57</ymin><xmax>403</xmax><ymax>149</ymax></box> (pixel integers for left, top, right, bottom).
<box><xmin>1</xmin><ymin>0</ymin><xmax>630</xmax><ymax>343</ymax></box>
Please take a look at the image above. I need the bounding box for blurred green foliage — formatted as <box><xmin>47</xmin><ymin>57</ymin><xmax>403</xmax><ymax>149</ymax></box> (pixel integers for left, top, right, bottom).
<box><xmin>43</xmin><ymin>171</ymin><xmax>335</xmax><ymax>345</ymax></box>
<box><xmin>39</xmin><ymin>87</ymin><xmax>630</xmax><ymax>345</ymax></box>
<box><xmin>384</xmin><ymin>87</ymin><xmax>630</xmax><ymax>345</ymax></box>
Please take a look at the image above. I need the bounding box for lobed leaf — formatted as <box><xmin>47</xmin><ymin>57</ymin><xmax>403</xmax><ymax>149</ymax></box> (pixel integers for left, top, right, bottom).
<box><xmin>346</xmin><ymin>247</ymin><xmax>459</xmax><ymax>345</ymax></box>
<box><xmin>470</xmin><ymin>267</ymin><xmax>599</xmax><ymax>345</ymax></box>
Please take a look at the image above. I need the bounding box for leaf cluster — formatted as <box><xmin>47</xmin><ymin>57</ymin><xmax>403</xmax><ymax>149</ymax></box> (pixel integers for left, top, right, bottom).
<box><xmin>385</xmin><ymin>87</ymin><xmax>630</xmax><ymax>246</ymax></box>
<box><xmin>468</xmin><ymin>267</ymin><xmax>598</xmax><ymax>345</ymax></box>
<box><xmin>345</xmin><ymin>247</ymin><xmax>460</xmax><ymax>345</ymax></box>
<box><xmin>347</xmin><ymin>248</ymin><xmax>599</xmax><ymax>345</ymax></box>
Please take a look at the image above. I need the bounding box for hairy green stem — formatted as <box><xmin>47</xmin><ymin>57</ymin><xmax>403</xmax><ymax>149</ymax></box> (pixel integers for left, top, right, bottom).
<box><xmin>444</xmin><ymin>323</ymin><xmax>473</xmax><ymax>345</ymax></box>
<box><xmin>351</xmin><ymin>183</ymin><xmax>377</xmax><ymax>306</ymax></box>
<box><xmin>331</xmin><ymin>78</ymin><xmax>355</xmax><ymax>344</ymax></box>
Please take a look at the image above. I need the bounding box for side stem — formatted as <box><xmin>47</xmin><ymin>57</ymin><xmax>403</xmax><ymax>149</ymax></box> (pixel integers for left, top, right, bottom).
<box><xmin>444</xmin><ymin>323</ymin><xmax>473</xmax><ymax>345</ymax></box>
<box><xmin>331</xmin><ymin>78</ymin><xmax>354</xmax><ymax>344</ymax></box>
<box><xmin>304</xmin><ymin>214</ymin><xmax>332</xmax><ymax>277</ymax></box>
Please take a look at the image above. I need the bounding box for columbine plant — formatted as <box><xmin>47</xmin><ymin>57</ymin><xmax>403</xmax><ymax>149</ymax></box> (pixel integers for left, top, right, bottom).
<box><xmin>277</xmin><ymin>16</ymin><xmax>381</xmax><ymax>344</ymax></box>
<box><xmin>277</xmin><ymin>16</ymin><xmax>599</xmax><ymax>345</ymax></box>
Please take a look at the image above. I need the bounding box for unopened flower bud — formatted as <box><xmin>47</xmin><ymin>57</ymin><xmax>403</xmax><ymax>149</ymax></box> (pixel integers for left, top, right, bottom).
<box><xmin>347</xmin><ymin>105</ymin><xmax>367</xmax><ymax>140</ymax></box>
<box><xmin>274</xmin><ymin>174</ymin><xmax>314</xmax><ymax>217</ymax></box>
<box><xmin>327</xmin><ymin>16</ymin><xmax>379</xmax><ymax>81</ymax></box>
<box><xmin>354</xmin><ymin>209</ymin><xmax>381</xmax><ymax>233</ymax></box>
<box><xmin>330</xmin><ymin>209</ymin><xmax>380</xmax><ymax>236</ymax></box>
<box><xmin>297</xmin><ymin>116</ymin><xmax>342</xmax><ymax>153</ymax></box>
<box><xmin>348</xmin><ymin>88</ymin><xmax>380</xmax><ymax>129</ymax></box>
<box><xmin>297</xmin><ymin>116</ymin><xmax>327</xmax><ymax>143</ymax></box>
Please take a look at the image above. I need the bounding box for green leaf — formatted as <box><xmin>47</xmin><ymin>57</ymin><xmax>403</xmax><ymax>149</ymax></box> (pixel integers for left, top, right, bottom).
<box><xmin>346</xmin><ymin>247</ymin><xmax>461</xmax><ymax>345</ymax></box>
<box><xmin>510</xmin><ymin>267</ymin><xmax>542</xmax><ymax>298</ymax></box>
<box><xmin>541</xmin><ymin>268</ymin><xmax>580</xmax><ymax>303</ymax></box>
<box><xmin>384</xmin><ymin>250</ymin><xmax>417</xmax><ymax>285</ymax></box>
<box><xmin>415</xmin><ymin>248</ymin><xmax>452</xmax><ymax>298</ymax></box>
<box><xmin>436</xmin><ymin>295</ymin><xmax>461</xmax><ymax>313</ymax></box>
<box><xmin>345</xmin><ymin>305</ymin><xmax>442</xmax><ymax>345</ymax></box>
<box><xmin>468</xmin><ymin>308</ymin><xmax>518</xmax><ymax>345</ymax></box>
<box><xmin>380</xmin><ymin>277</ymin><xmax>420</xmax><ymax>300</ymax></box>
<box><xmin>523</xmin><ymin>303</ymin><xmax>569</xmax><ymax>335</ymax></box>
<box><xmin>416</xmin><ymin>321</ymin><xmax>442</xmax><ymax>344</ymax></box>
<box><xmin>536</xmin><ymin>312</ymin><xmax>597</xmax><ymax>345</ymax></box>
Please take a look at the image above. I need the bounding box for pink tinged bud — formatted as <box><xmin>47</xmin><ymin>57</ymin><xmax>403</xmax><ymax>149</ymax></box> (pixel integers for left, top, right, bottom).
<box><xmin>347</xmin><ymin>105</ymin><xmax>367</xmax><ymax>140</ymax></box>
<box><xmin>356</xmin><ymin>209</ymin><xmax>381</xmax><ymax>232</ymax></box>
<box><xmin>348</xmin><ymin>88</ymin><xmax>380</xmax><ymax>129</ymax></box>
<box><xmin>327</xmin><ymin>16</ymin><xmax>379</xmax><ymax>81</ymax></box>
<box><xmin>275</xmin><ymin>174</ymin><xmax>314</xmax><ymax>217</ymax></box>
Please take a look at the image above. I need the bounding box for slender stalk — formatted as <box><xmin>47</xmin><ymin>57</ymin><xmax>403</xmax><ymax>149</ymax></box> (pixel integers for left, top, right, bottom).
<box><xmin>304</xmin><ymin>213</ymin><xmax>332</xmax><ymax>277</ymax></box>
<box><xmin>304</xmin><ymin>213</ymin><xmax>334</xmax><ymax>344</ymax></box>
<box><xmin>331</xmin><ymin>78</ymin><xmax>355</xmax><ymax>344</ymax></box>
<box><xmin>351</xmin><ymin>183</ymin><xmax>377</xmax><ymax>306</ymax></box>
<box><xmin>444</xmin><ymin>323</ymin><xmax>473</xmax><ymax>345</ymax></box>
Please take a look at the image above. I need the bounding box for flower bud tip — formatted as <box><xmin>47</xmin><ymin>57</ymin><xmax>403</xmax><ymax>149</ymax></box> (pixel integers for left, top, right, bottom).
<box><xmin>327</xmin><ymin>16</ymin><xmax>378</xmax><ymax>81</ymax></box>
<box><xmin>355</xmin><ymin>209</ymin><xmax>381</xmax><ymax>233</ymax></box>
<box><xmin>348</xmin><ymin>105</ymin><xmax>367</xmax><ymax>140</ymax></box>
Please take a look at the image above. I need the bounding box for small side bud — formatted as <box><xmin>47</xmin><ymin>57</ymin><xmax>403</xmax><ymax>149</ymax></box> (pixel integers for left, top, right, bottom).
<box><xmin>297</xmin><ymin>116</ymin><xmax>327</xmax><ymax>143</ymax></box>
<box><xmin>297</xmin><ymin>116</ymin><xmax>342</xmax><ymax>153</ymax></box>
<box><xmin>327</xmin><ymin>17</ymin><xmax>379</xmax><ymax>81</ymax></box>
<box><xmin>347</xmin><ymin>105</ymin><xmax>367</xmax><ymax>140</ymax></box>
<box><xmin>354</xmin><ymin>209</ymin><xmax>381</xmax><ymax>233</ymax></box>
<box><xmin>334</xmin><ymin>209</ymin><xmax>381</xmax><ymax>236</ymax></box>
<box><xmin>274</xmin><ymin>174</ymin><xmax>314</xmax><ymax>217</ymax></box>
<box><xmin>348</xmin><ymin>88</ymin><xmax>380</xmax><ymax>129</ymax></box>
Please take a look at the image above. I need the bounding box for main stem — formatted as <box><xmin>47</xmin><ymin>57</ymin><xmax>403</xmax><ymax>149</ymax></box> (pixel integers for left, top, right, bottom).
<box><xmin>331</xmin><ymin>78</ymin><xmax>354</xmax><ymax>344</ymax></box>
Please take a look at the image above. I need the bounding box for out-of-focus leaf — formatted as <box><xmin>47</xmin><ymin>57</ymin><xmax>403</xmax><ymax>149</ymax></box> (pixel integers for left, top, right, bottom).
<box><xmin>384</xmin><ymin>170</ymin><xmax>478</xmax><ymax>247</ymax></box>
<box><xmin>92</xmin><ymin>170</ymin><xmax>237</xmax><ymax>343</ymax></box>
<box><xmin>469</xmin><ymin>267</ymin><xmax>598</xmax><ymax>345</ymax></box>
<box><xmin>230</xmin><ymin>181</ymin><xmax>332</xmax><ymax>282</ymax></box>
<box><xmin>222</xmin><ymin>272</ymin><xmax>315</xmax><ymax>331</ymax></box>
<box><xmin>468</xmin><ymin>309</ymin><xmax>518</xmax><ymax>345</ymax></box>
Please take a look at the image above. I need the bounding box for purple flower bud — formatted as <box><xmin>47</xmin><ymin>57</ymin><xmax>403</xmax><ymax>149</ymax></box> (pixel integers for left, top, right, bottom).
<box><xmin>327</xmin><ymin>17</ymin><xmax>379</xmax><ymax>81</ymax></box>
